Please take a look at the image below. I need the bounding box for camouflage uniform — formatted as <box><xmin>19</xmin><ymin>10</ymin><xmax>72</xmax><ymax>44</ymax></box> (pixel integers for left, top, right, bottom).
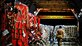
<box><xmin>56</xmin><ymin>28</ymin><xmax>64</xmax><ymax>46</ymax></box>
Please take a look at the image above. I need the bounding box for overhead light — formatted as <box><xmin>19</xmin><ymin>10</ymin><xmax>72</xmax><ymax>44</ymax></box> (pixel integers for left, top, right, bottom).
<box><xmin>38</xmin><ymin>15</ymin><xmax>74</xmax><ymax>19</ymax></box>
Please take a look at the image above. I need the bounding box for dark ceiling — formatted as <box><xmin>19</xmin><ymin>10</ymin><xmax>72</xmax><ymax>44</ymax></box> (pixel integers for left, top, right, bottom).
<box><xmin>40</xmin><ymin>19</ymin><xmax>77</xmax><ymax>26</ymax></box>
<box><xmin>0</xmin><ymin>0</ymin><xmax>82</xmax><ymax>13</ymax></box>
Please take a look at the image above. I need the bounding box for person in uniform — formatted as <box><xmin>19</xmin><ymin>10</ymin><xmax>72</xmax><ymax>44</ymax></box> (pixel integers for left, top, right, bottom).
<box><xmin>56</xmin><ymin>26</ymin><xmax>64</xmax><ymax>46</ymax></box>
